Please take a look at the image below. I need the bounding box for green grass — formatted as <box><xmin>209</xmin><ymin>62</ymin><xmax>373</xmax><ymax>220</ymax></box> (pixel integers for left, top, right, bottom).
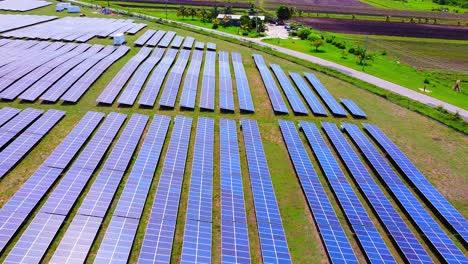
<box><xmin>358</xmin><ymin>0</ymin><xmax>468</xmax><ymax>12</ymax></box>
<box><xmin>263</xmin><ymin>34</ymin><xmax>468</xmax><ymax>110</ymax></box>
<box><xmin>0</xmin><ymin>1</ymin><xmax>467</xmax><ymax>263</ymax></box>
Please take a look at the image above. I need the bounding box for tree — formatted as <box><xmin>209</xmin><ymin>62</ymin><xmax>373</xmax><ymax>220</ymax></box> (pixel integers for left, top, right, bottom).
<box><xmin>212</xmin><ymin>18</ymin><xmax>220</xmax><ymax>29</ymax></box>
<box><xmin>188</xmin><ymin>7</ymin><xmax>197</xmax><ymax>19</ymax></box>
<box><xmin>297</xmin><ymin>27</ymin><xmax>312</xmax><ymax>40</ymax></box>
<box><xmin>177</xmin><ymin>6</ymin><xmax>187</xmax><ymax>18</ymax></box>
<box><xmin>240</xmin><ymin>15</ymin><xmax>251</xmax><ymax>31</ymax></box>
<box><xmin>197</xmin><ymin>8</ymin><xmax>209</xmax><ymax>23</ymax></box>
<box><xmin>223</xmin><ymin>6</ymin><xmax>233</xmax><ymax>15</ymax></box>
<box><xmin>221</xmin><ymin>15</ymin><xmax>231</xmax><ymax>27</ymax></box>
<box><xmin>209</xmin><ymin>6</ymin><xmax>219</xmax><ymax>19</ymax></box>
<box><xmin>248</xmin><ymin>4</ymin><xmax>256</xmax><ymax>16</ymax></box>
<box><xmin>312</xmin><ymin>38</ymin><xmax>325</xmax><ymax>51</ymax></box>
<box><xmin>276</xmin><ymin>5</ymin><xmax>292</xmax><ymax>22</ymax></box>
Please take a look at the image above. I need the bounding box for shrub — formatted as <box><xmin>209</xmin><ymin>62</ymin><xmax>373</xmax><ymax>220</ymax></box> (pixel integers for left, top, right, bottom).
<box><xmin>348</xmin><ymin>47</ymin><xmax>356</xmax><ymax>54</ymax></box>
<box><xmin>307</xmin><ymin>33</ymin><xmax>321</xmax><ymax>41</ymax></box>
<box><xmin>297</xmin><ymin>27</ymin><xmax>312</xmax><ymax>40</ymax></box>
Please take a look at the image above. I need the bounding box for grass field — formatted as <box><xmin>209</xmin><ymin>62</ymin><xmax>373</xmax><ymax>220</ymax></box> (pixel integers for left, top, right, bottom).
<box><xmin>264</xmin><ymin>33</ymin><xmax>468</xmax><ymax>110</ymax></box>
<box><xmin>0</xmin><ymin>2</ymin><xmax>467</xmax><ymax>263</ymax></box>
<box><xmin>358</xmin><ymin>0</ymin><xmax>468</xmax><ymax>12</ymax></box>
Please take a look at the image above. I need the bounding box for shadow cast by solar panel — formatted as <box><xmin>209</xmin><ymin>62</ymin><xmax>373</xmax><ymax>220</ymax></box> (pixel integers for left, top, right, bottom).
<box><xmin>179</xmin><ymin>106</ymin><xmax>195</xmax><ymax>112</ymax></box>
<box><xmin>61</xmin><ymin>101</ymin><xmax>77</xmax><ymax>106</ymax></box>
<box><xmin>220</xmin><ymin>108</ymin><xmax>235</xmax><ymax>114</ymax></box>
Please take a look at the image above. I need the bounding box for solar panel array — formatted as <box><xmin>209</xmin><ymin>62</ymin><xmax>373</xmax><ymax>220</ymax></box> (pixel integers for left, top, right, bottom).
<box><xmin>135</xmin><ymin>29</ymin><xmax>156</xmax><ymax>46</ymax></box>
<box><xmin>271</xmin><ymin>64</ymin><xmax>308</xmax><ymax>115</ymax></box>
<box><xmin>207</xmin><ymin>42</ymin><xmax>217</xmax><ymax>51</ymax></box>
<box><xmin>1</xmin><ymin>17</ymin><xmax>146</xmax><ymax>42</ymax></box>
<box><xmin>180</xmin><ymin>50</ymin><xmax>204</xmax><ymax>109</ymax></box>
<box><xmin>97</xmin><ymin>47</ymin><xmax>153</xmax><ymax>104</ymax></box>
<box><xmin>147</xmin><ymin>30</ymin><xmax>166</xmax><ymax>47</ymax></box>
<box><xmin>50</xmin><ymin>114</ymin><xmax>148</xmax><ymax>264</ymax></box>
<box><xmin>219</xmin><ymin>51</ymin><xmax>235</xmax><ymax>111</ymax></box>
<box><xmin>232</xmin><ymin>52</ymin><xmax>255</xmax><ymax>112</ymax></box>
<box><xmin>0</xmin><ymin>14</ymin><xmax>56</xmax><ymax>32</ymax></box>
<box><xmin>220</xmin><ymin>119</ymin><xmax>251</xmax><ymax>263</ymax></box>
<box><xmin>95</xmin><ymin>115</ymin><xmax>170</xmax><ymax>263</ymax></box>
<box><xmin>195</xmin><ymin>41</ymin><xmax>205</xmax><ymax>50</ymax></box>
<box><xmin>304</xmin><ymin>72</ymin><xmax>347</xmax><ymax>116</ymax></box>
<box><xmin>0</xmin><ymin>108</ymin><xmax>42</xmax><ymax>149</ymax></box>
<box><xmin>0</xmin><ymin>0</ymin><xmax>51</xmax><ymax>11</ymax></box>
<box><xmin>181</xmin><ymin>117</ymin><xmax>214</xmax><ymax>264</ymax></box>
<box><xmin>4</xmin><ymin>113</ymin><xmax>125</xmax><ymax>263</ymax></box>
<box><xmin>300</xmin><ymin>121</ymin><xmax>396</xmax><ymax>263</ymax></box>
<box><xmin>139</xmin><ymin>116</ymin><xmax>192</xmax><ymax>263</ymax></box>
<box><xmin>241</xmin><ymin>119</ymin><xmax>292</xmax><ymax>263</ymax></box>
<box><xmin>343</xmin><ymin>123</ymin><xmax>467</xmax><ymax>263</ymax></box>
<box><xmin>183</xmin><ymin>36</ymin><xmax>195</xmax><ymax>49</ymax></box>
<box><xmin>321</xmin><ymin>122</ymin><xmax>433</xmax><ymax>263</ymax></box>
<box><xmin>363</xmin><ymin>124</ymin><xmax>468</xmax><ymax>244</ymax></box>
<box><xmin>278</xmin><ymin>120</ymin><xmax>358</xmax><ymax>263</ymax></box>
<box><xmin>200</xmin><ymin>51</ymin><xmax>216</xmax><ymax>111</ymax></box>
<box><xmin>289</xmin><ymin>72</ymin><xmax>327</xmax><ymax>115</ymax></box>
<box><xmin>159</xmin><ymin>49</ymin><xmax>191</xmax><ymax>108</ymax></box>
<box><xmin>341</xmin><ymin>99</ymin><xmax>367</xmax><ymax>118</ymax></box>
<box><xmin>158</xmin><ymin>31</ymin><xmax>176</xmax><ymax>48</ymax></box>
<box><xmin>171</xmin><ymin>35</ymin><xmax>185</xmax><ymax>49</ymax></box>
<box><xmin>252</xmin><ymin>54</ymin><xmax>288</xmax><ymax>114</ymax></box>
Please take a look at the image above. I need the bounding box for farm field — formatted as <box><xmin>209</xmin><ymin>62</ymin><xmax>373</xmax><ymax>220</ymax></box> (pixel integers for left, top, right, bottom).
<box><xmin>358</xmin><ymin>0</ymin><xmax>468</xmax><ymax>12</ymax></box>
<box><xmin>0</xmin><ymin>1</ymin><xmax>467</xmax><ymax>264</ymax></box>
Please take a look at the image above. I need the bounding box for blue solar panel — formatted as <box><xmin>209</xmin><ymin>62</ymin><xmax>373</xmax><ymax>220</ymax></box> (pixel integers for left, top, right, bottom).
<box><xmin>195</xmin><ymin>41</ymin><xmax>205</xmax><ymax>50</ymax></box>
<box><xmin>158</xmin><ymin>31</ymin><xmax>176</xmax><ymax>48</ymax></box>
<box><xmin>241</xmin><ymin>119</ymin><xmax>292</xmax><ymax>263</ymax></box>
<box><xmin>199</xmin><ymin>50</ymin><xmax>216</xmax><ymax>111</ymax></box>
<box><xmin>232</xmin><ymin>52</ymin><xmax>254</xmax><ymax>112</ymax></box>
<box><xmin>181</xmin><ymin>117</ymin><xmax>214</xmax><ymax>264</ymax></box>
<box><xmin>182</xmin><ymin>36</ymin><xmax>195</xmax><ymax>49</ymax></box>
<box><xmin>218</xmin><ymin>51</ymin><xmax>235</xmax><ymax>111</ymax></box>
<box><xmin>289</xmin><ymin>72</ymin><xmax>327</xmax><ymax>116</ymax></box>
<box><xmin>95</xmin><ymin>115</ymin><xmax>170</xmax><ymax>263</ymax></box>
<box><xmin>159</xmin><ymin>49</ymin><xmax>191</xmax><ymax>108</ymax></box>
<box><xmin>171</xmin><ymin>35</ymin><xmax>184</xmax><ymax>49</ymax></box>
<box><xmin>147</xmin><ymin>30</ymin><xmax>166</xmax><ymax>47</ymax></box>
<box><xmin>0</xmin><ymin>108</ymin><xmax>42</xmax><ymax>149</ymax></box>
<box><xmin>139</xmin><ymin>49</ymin><xmax>178</xmax><ymax>107</ymax></box>
<box><xmin>363</xmin><ymin>123</ymin><xmax>468</xmax><ymax>244</ymax></box>
<box><xmin>252</xmin><ymin>54</ymin><xmax>288</xmax><ymax>114</ymax></box>
<box><xmin>135</xmin><ymin>29</ymin><xmax>156</xmax><ymax>46</ymax></box>
<box><xmin>278</xmin><ymin>120</ymin><xmax>358</xmax><ymax>264</ymax></box>
<box><xmin>300</xmin><ymin>121</ymin><xmax>396</xmax><ymax>263</ymax></box>
<box><xmin>207</xmin><ymin>42</ymin><xmax>216</xmax><ymax>51</ymax></box>
<box><xmin>341</xmin><ymin>99</ymin><xmax>367</xmax><ymax>118</ymax></box>
<box><xmin>219</xmin><ymin>119</ymin><xmax>251</xmax><ymax>264</ymax></box>
<box><xmin>304</xmin><ymin>72</ymin><xmax>347</xmax><ymax>116</ymax></box>
<box><xmin>270</xmin><ymin>64</ymin><xmax>308</xmax><ymax>115</ymax></box>
<box><xmin>179</xmin><ymin>50</ymin><xmax>203</xmax><ymax>110</ymax></box>
<box><xmin>139</xmin><ymin>116</ymin><xmax>192</xmax><ymax>263</ymax></box>
<box><xmin>343</xmin><ymin>123</ymin><xmax>467</xmax><ymax>263</ymax></box>
<box><xmin>50</xmin><ymin>114</ymin><xmax>148</xmax><ymax>263</ymax></box>
<box><xmin>321</xmin><ymin>122</ymin><xmax>433</xmax><ymax>263</ymax></box>
<box><xmin>97</xmin><ymin>47</ymin><xmax>152</xmax><ymax>105</ymax></box>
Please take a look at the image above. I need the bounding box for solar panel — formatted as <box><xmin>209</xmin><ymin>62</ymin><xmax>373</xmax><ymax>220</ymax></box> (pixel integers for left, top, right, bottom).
<box><xmin>182</xmin><ymin>36</ymin><xmax>195</xmax><ymax>49</ymax></box>
<box><xmin>219</xmin><ymin>119</ymin><xmax>251</xmax><ymax>264</ymax></box>
<box><xmin>181</xmin><ymin>117</ymin><xmax>214</xmax><ymax>264</ymax></box>
<box><xmin>179</xmin><ymin>50</ymin><xmax>203</xmax><ymax>110</ymax></box>
<box><xmin>232</xmin><ymin>52</ymin><xmax>254</xmax><ymax>112</ymax></box>
<box><xmin>4</xmin><ymin>113</ymin><xmax>125</xmax><ymax>262</ymax></box>
<box><xmin>252</xmin><ymin>54</ymin><xmax>288</xmax><ymax>114</ymax></box>
<box><xmin>195</xmin><ymin>41</ymin><xmax>204</xmax><ymax>50</ymax></box>
<box><xmin>171</xmin><ymin>35</ymin><xmax>184</xmax><ymax>49</ymax></box>
<box><xmin>0</xmin><ymin>109</ymin><xmax>64</xmax><ymax>178</ymax></box>
<box><xmin>61</xmin><ymin>46</ymin><xmax>129</xmax><ymax>103</ymax></box>
<box><xmin>343</xmin><ymin>123</ymin><xmax>467</xmax><ymax>263</ymax></box>
<box><xmin>0</xmin><ymin>107</ymin><xmax>21</xmax><ymax>128</ymax></box>
<box><xmin>300</xmin><ymin>121</ymin><xmax>395</xmax><ymax>263</ymax></box>
<box><xmin>139</xmin><ymin>116</ymin><xmax>192</xmax><ymax>263</ymax></box>
<box><xmin>134</xmin><ymin>29</ymin><xmax>156</xmax><ymax>46</ymax></box>
<box><xmin>289</xmin><ymin>72</ymin><xmax>327</xmax><ymax>115</ymax></box>
<box><xmin>147</xmin><ymin>30</ymin><xmax>166</xmax><ymax>47</ymax></box>
<box><xmin>127</xmin><ymin>23</ymin><xmax>147</xmax><ymax>34</ymax></box>
<box><xmin>94</xmin><ymin>115</ymin><xmax>170</xmax><ymax>263</ymax></box>
<box><xmin>159</xmin><ymin>49</ymin><xmax>191</xmax><ymax>108</ymax></box>
<box><xmin>363</xmin><ymin>123</ymin><xmax>468</xmax><ymax>243</ymax></box>
<box><xmin>0</xmin><ymin>108</ymin><xmax>42</xmax><ymax>149</ymax></box>
<box><xmin>241</xmin><ymin>119</ymin><xmax>292</xmax><ymax>263</ymax></box>
<box><xmin>199</xmin><ymin>50</ymin><xmax>216</xmax><ymax>111</ymax></box>
<box><xmin>341</xmin><ymin>99</ymin><xmax>367</xmax><ymax>118</ymax></box>
<box><xmin>270</xmin><ymin>64</ymin><xmax>308</xmax><ymax>114</ymax></box>
<box><xmin>321</xmin><ymin>122</ymin><xmax>433</xmax><ymax>263</ymax></box>
<box><xmin>50</xmin><ymin>114</ymin><xmax>148</xmax><ymax>264</ymax></box>
<box><xmin>218</xmin><ymin>51</ymin><xmax>235</xmax><ymax>111</ymax></box>
<box><xmin>207</xmin><ymin>42</ymin><xmax>216</xmax><ymax>51</ymax></box>
<box><xmin>304</xmin><ymin>72</ymin><xmax>347</xmax><ymax>116</ymax></box>
<box><xmin>278</xmin><ymin>120</ymin><xmax>358</xmax><ymax>263</ymax></box>
<box><xmin>96</xmin><ymin>47</ymin><xmax>152</xmax><ymax>105</ymax></box>
<box><xmin>0</xmin><ymin>14</ymin><xmax>56</xmax><ymax>32</ymax></box>
<box><xmin>139</xmin><ymin>49</ymin><xmax>178</xmax><ymax>107</ymax></box>
<box><xmin>158</xmin><ymin>31</ymin><xmax>176</xmax><ymax>48</ymax></box>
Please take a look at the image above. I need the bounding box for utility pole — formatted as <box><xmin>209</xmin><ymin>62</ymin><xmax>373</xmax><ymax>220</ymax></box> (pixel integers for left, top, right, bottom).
<box><xmin>165</xmin><ymin>0</ymin><xmax>168</xmax><ymax>20</ymax></box>
<box><xmin>362</xmin><ymin>35</ymin><xmax>368</xmax><ymax>71</ymax></box>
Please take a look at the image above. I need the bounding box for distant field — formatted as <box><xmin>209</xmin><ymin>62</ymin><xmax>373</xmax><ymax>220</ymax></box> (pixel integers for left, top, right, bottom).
<box><xmin>358</xmin><ymin>0</ymin><xmax>468</xmax><ymax>12</ymax></box>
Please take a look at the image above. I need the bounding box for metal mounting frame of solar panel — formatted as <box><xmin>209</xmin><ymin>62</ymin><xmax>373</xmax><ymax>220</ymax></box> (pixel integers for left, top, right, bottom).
<box><xmin>159</xmin><ymin>49</ymin><xmax>191</xmax><ymax>108</ymax></box>
<box><xmin>218</xmin><ymin>51</ymin><xmax>235</xmax><ymax>112</ymax></box>
<box><xmin>199</xmin><ymin>50</ymin><xmax>216</xmax><ymax>111</ymax></box>
<box><xmin>289</xmin><ymin>72</ymin><xmax>328</xmax><ymax>116</ymax></box>
<box><xmin>158</xmin><ymin>31</ymin><xmax>176</xmax><ymax>48</ymax></box>
<box><xmin>363</xmin><ymin>123</ymin><xmax>468</xmax><ymax>245</ymax></box>
<box><xmin>134</xmin><ymin>29</ymin><xmax>156</xmax><ymax>46</ymax></box>
<box><xmin>321</xmin><ymin>122</ymin><xmax>433</xmax><ymax>263</ymax></box>
<box><xmin>270</xmin><ymin>64</ymin><xmax>308</xmax><ymax>115</ymax></box>
<box><xmin>231</xmin><ymin>52</ymin><xmax>254</xmax><ymax>112</ymax></box>
<box><xmin>340</xmin><ymin>99</ymin><xmax>367</xmax><ymax>118</ymax></box>
<box><xmin>278</xmin><ymin>120</ymin><xmax>358</xmax><ymax>264</ymax></box>
<box><xmin>179</xmin><ymin>50</ymin><xmax>204</xmax><ymax>110</ymax></box>
<box><xmin>342</xmin><ymin>123</ymin><xmax>468</xmax><ymax>263</ymax></box>
<box><xmin>241</xmin><ymin>119</ymin><xmax>292</xmax><ymax>263</ymax></box>
<box><xmin>304</xmin><ymin>72</ymin><xmax>347</xmax><ymax>116</ymax></box>
<box><xmin>252</xmin><ymin>54</ymin><xmax>288</xmax><ymax>114</ymax></box>
<box><xmin>300</xmin><ymin>121</ymin><xmax>396</xmax><ymax>263</ymax></box>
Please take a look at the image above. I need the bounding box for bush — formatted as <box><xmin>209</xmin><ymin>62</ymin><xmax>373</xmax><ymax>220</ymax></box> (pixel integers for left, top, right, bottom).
<box><xmin>212</xmin><ymin>23</ymin><xmax>219</xmax><ymax>29</ymax></box>
<box><xmin>307</xmin><ymin>33</ymin><xmax>320</xmax><ymax>41</ymax></box>
<box><xmin>348</xmin><ymin>47</ymin><xmax>356</xmax><ymax>54</ymax></box>
<box><xmin>297</xmin><ymin>27</ymin><xmax>312</xmax><ymax>40</ymax></box>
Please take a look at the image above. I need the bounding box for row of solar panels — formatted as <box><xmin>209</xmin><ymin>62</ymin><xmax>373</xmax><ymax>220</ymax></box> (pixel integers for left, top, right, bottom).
<box><xmin>0</xmin><ymin>40</ymin><xmax>128</xmax><ymax>103</ymax></box>
<box><xmin>253</xmin><ymin>54</ymin><xmax>366</xmax><ymax>118</ymax></box>
<box><xmin>0</xmin><ymin>111</ymin><xmax>291</xmax><ymax>264</ymax></box>
<box><xmin>279</xmin><ymin>120</ymin><xmax>467</xmax><ymax>263</ymax></box>
<box><xmin>97</xmin><ymin>46</ymin><xmax>255</xmax><ymax>112</ymax></box>
<box><xmin>134</xmin><ymin>29</ymin><xmax>217</xmax><ymax>52</ymax></box>
<box><xmin>0</xmin><ymin>14</ymin><xmax>56</xmax><ymax>33</ymax></box>
<box><xmin>0</xmin><ymin>16</ymin><xmax>146</xmax><ymax>42</ymax></box>
<box><xmin>0</xmin><ymin>0</ymin><xmax>52</xmax><ymax>12</ymax></box>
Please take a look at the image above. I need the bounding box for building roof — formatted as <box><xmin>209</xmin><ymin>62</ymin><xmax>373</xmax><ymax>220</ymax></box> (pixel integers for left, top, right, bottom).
<box><xmin>217</xmin><ymin>14</ymin><xmax>265</xmax><ymax>20</ymax></box>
